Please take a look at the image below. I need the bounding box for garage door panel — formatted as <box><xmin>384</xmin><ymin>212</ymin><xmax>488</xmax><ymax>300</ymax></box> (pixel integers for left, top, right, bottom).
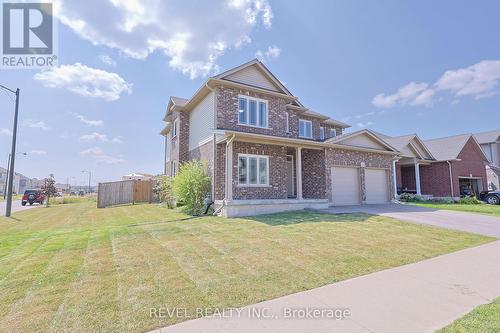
<box><xmin>365</xmin><ymin>169</ymin><xmax>389</xmax><ymax>204</ymax></box>
<box><xmin>331</xmin><ymin>167</ymin><xmax>360</xmax><ymax>206</ymax></box>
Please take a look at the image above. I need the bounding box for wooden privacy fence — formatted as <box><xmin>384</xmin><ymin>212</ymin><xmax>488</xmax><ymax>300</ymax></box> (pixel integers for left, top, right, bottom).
<box><xmin>97</xmin><ymin>180</ymin><xmax>153</xmax><ymax>208</ymax></box>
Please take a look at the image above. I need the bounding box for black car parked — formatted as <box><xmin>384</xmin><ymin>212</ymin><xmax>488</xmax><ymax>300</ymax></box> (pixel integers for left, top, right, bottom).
<box><xmin>481</xmin><ymin>191</ymin><xmax>500</xmax><ymax>205</ymax></box>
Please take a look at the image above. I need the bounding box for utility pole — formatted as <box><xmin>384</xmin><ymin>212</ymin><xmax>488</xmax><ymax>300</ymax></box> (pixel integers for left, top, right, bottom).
<box><xmin>4</xmin><ymin>87</ymin><xmax>20</xmax><ymax>217</ymax></box>
<box><xmin>82</xmin><ymin>170</ymin><xmax>91</xmax><ymax>194</ymax></box>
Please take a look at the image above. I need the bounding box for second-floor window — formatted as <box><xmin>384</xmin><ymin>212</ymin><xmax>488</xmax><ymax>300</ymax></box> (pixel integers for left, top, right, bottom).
<box><xmin>329</xmin><ymin>128</ymin><xmax>337</xmax><ymax>137</ymax></box>
<box><xmin>238</xmin><ymin>96</ymin><xmax>268</xmax><ymax>128</ymax></box>
<box><xmin>285</xmin><ymin>112</ymin><xmax>290</xmax><ymax>133</ymax></box>
<box><xmin>299</xmin><ymin>119</ymin><xmax>312</xmax><ymax>139</ymax></box>
<box><xmin>319</xmin><ymin>127</ymin><xmax>325</xmax><ymax>140</ymax></box>
<box><xmin>172</xmin><ymin>119</ymin><xmax>178</xmax><ymax>138</ymax></box>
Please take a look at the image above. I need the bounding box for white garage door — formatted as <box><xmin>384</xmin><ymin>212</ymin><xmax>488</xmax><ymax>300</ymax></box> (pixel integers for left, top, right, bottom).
<box><xmin>331</xmin><ymin>167</ymin><xmax>360</xmax><ymax>205</ymax></box>
<box><xmin>365</xmin><ymin>169</ymin><xmax>389</xmax><ymax>204</ymax></box>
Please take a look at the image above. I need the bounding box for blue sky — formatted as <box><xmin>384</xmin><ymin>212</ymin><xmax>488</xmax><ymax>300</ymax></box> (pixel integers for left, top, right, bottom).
<box><xmin>1</xmin><ymin>0</ymin><xmax>499</xmax><ymax>185</ymax></box>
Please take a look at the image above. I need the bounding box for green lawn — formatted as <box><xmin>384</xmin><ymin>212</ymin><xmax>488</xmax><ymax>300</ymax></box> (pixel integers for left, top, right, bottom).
<box><xmin>437</xmin><ymin>297</ymin><xmax>500</xmax><ymax>332</ymax></box>
<box><xmin>0</xmin><ymin>202</ymin><xmax>493</xmax><ymax>332</ymax></box>
<box><xmin>413</xmin><ymin>202</ymin><xmax>500</xmax><ymax>216</ymax></box>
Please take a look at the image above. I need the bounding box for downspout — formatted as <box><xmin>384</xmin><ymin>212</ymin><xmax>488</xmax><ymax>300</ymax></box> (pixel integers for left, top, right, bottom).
<box><xmin>213</xmin><ymin>134</ymin><xmax>236</xmax><ymax>215</ymax></box>
<box><xmin>446</xmin><ymin>161</ymin><xmax>454</xmax><ymax>197</ymax></box>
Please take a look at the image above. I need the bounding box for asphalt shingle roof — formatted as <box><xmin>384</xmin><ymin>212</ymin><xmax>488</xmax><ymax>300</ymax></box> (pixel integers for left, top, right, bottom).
<box><xmin>474</xmin><ymin>130</ymin><xmax>500</xmax><ymax>144</ymax></box>
<box><xmin>424</xmin><ymin>134</ymin><xmax>472</xmax><ymax>161</ymax></box>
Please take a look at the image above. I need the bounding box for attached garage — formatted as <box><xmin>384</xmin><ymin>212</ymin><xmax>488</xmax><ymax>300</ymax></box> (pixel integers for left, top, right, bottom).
<box><xmin>331</xmin><ymin>166</ymin><xmax>360</xmax><ymax>205</ymax></box>
<box><xmin>365</xmin><ymin>168</ymin><xmax>390</xmax><ymax>204</ymax></box>
<box><xmin>325</xmin><ymin>129</ymin><xmax>400</xmax><ymax>207</ymax></box>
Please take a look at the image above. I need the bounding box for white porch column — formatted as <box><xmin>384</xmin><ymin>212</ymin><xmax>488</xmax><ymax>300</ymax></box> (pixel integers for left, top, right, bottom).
<box><xmin>296</xmin><ymin>147</ymin><xmax>303</xmax><ymax>200</ymax></box>
<box><xmin>415</xmin><ymin>161</ymin><xmax>421</xmax><ymax>195</ymax></box>
<box><xmin>392</xmin><ymin>160</ymin><xmax>398</xmax><ymax>199</ymax></box>
<box><xmin>225</xmin><ymin>140</ymin><xmax>233</xmax><ymax>201</ymax></box>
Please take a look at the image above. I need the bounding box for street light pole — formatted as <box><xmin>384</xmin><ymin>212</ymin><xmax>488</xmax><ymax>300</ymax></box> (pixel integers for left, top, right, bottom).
<box><xmin>2</xmin><ymin>85</ymin><xmax>20</xmax><ymax>218</ymax></box>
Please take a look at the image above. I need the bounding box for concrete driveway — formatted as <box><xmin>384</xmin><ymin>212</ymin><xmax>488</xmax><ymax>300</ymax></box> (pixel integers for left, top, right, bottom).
<box><xmin>0</xmin><ymin>200</ymin><xmax>40</xmax><ymax>215</ymax></box>
<box><xmin>323</xmin><ymin>203</ymin><xmax>500</xmax><ymax>238</ymax></box>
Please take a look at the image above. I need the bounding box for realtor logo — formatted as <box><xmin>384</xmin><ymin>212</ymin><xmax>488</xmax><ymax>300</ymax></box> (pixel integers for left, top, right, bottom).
<box><xmin>1</xmin><ymin>1</ymin><xmax>57</xmax><ymax>68</ymax></box>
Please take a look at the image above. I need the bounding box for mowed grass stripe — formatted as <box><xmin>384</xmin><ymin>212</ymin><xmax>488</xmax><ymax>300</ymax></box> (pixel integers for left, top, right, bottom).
<box><xmin>0</xmin><ymin>202</ymin><xmax>494</xmax><ymax>332</ymax></box>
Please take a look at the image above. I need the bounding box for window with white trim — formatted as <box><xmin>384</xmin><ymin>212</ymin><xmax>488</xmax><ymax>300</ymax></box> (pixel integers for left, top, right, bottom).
<box><xmin>319</xmin><ymin>127</ymin><xmax>325</xmax><ymax>140</ymax></box>
<box><xmin>285</xmin><ymin>112</ymin><xmax>290</xmax><ymax>133</ymax></box>
<box><xmin>238</xmin><ymin>154</ymin><xmax>269</xmax><ymax>186</ymax></box>
<box><xmin>172</xmin><ymin>119</ymin><xmax>178</xmax><ymax>138</ymax></box>
<box><xmin>238</xmin><ymin>95</ymin><xmax>268</xmax><ymax>128</ymax></box>
<box><xmin>299</xmin><ymin>119</ymin><xmax>312</xmax><ymax>139</ymax></box>
<box><xmin>171</xmin><ymin>161</ymin><xmax>178</xmax><ymax>177</ymax></box>
<box><xmin>329</xmin><ymin>128</ymin><xmax>337</xmax><ymax>138</ymax></box>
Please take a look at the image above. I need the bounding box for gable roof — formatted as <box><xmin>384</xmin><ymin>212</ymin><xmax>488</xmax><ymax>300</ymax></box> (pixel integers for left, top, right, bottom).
<box><xmin>474</xmin><ymin>129</ymin><xmax>500</xmax><ymax>144</ymax></box>
<box><xmin>214</xmin><ymin>58</ymin><xmax>294</xmax><ymax>97</ymax></box>
<box><xmin>326</xmin><ymin>129</ymin><xmax>399</xmax><ymax>153</ymax></box>
<box><xmin>384</xmin><ymin>134</ymin><xmax>435</xmax><ymax>160</ymax></box>
<box><xmin>424</xmin><ymin>133</ymin><xmax>488</xmax><ymax>161</ymax></box>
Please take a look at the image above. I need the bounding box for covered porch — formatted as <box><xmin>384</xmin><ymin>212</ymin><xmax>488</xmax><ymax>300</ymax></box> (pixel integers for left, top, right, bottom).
<box><xmin>215</xmin><ymin>130</ymin><xmax>328</xmax><ymax>217</ymax></box>
<box><xmin>384</xmin><ymin>134</ymin><xmax>435</xmax><ymax>197</ymax></box>
<box><xmin>394</xmin><ymin>157</ymin><xmax>432</xmax><ymax>196</ymax></box>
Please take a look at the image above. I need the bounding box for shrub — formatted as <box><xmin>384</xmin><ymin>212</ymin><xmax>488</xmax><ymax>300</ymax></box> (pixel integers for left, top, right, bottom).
<box><xmin>398</xmin><ymin>193</ymin><xmax>424</xmax><ymax>202</ymax></box>
<box><xmin>153</xmin><ymin>175</ymin><xmax>175</xmax><ymax>208</ymax></box>
<box><xmin>172</xmin><ymin>161</ymin><xmax>211</xmax><ymax>215</ymax></box>
<box><xmin>458</xmin><ymin>196</ymin><xmax>483</xmax><ymax>205</ymax></box>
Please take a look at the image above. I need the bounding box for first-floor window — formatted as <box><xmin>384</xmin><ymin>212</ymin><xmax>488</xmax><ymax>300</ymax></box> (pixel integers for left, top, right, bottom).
<box><xmin>238</xmin><ymin>154</ymin><xmax>269</xmax><ymax>186</ymax></box>
<box><xmin>171</xmin><ymin>161</ymin><xmax>178</xmax><ymax>177</ymax></box>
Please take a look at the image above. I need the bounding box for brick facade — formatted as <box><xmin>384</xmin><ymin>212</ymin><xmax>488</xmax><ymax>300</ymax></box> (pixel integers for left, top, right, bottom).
<box><xmin>231</xmin><ymin>142</ymin><xmax>289</xmax><ymax>200</ymax></box>
<box><xmin>400</xmin><ymin>166</ymin><xmax>416</xmax><ymax>190</ymax></box>
<box><xmin>420</xmin><ymin>137</ymin><xmax>487</xmax><ymax>197</ymax></box>
<box><xmin>420</xmin><ymin>162</ymin><xmax>452</xmax><ymax>197</ymax></box>
<box><xmin>215</xmin><ymin>86</ymin><xmax>342</xmax><ymax>141</ymax></box>
<box><xmin>301</xmin><ymin>149</ymin><xmax>326</xmax><ymax>199</ymax></box>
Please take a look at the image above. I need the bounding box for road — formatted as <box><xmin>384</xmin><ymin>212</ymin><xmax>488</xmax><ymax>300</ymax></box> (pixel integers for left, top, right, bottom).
<box><xmin>0</xmin><ymin>199</ymin><xmax>41</xmax><ymax>216</ymax></box>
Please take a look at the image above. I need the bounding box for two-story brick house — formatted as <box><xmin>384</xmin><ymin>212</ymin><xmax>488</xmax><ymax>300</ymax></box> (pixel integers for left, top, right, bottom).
<box><xmin>161</xmin><ymin>59</ymin><xmax>400</xmax><ymax>217</ymax></box>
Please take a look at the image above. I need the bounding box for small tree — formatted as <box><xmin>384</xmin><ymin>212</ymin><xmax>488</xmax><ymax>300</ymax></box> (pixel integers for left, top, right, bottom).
<box><xmin>41</xmin><ymin>177</ymin><xmax>57</xmax><ymax>207</ymax></box>
<box><xmin>172</xmin><ymin>161</ymin><xmax>211</xmax><ymax>215</ymax></box>
<box><xmin>153</xmin><ymin>175</ymin><xmax>175</xmax><ymax>208</ymax></box>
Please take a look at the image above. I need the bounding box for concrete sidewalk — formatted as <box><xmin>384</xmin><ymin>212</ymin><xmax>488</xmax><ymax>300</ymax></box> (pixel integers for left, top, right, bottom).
<box><xmin>151</xmin><ymin>240</ymin><xmax>500</xmax><ymax>333</ymax></box>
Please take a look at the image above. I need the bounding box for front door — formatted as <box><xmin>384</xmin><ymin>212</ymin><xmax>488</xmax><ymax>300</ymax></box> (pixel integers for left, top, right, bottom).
<box><xmin>286</xmin><ymin>155</ymin><xmax>295</xmax><ymax>197</ymax></box>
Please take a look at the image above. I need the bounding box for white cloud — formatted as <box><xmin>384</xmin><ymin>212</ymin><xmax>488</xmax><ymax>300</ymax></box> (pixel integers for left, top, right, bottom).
<box><xmin>372</xmin><ymin>60</ymin><xmax>500</xmax><ymax>108</ymax></box>
<box><xmin>255</xmin><ymin>45</ymin><xmax>281</xmax><ymax>62</ymax></box>
<box><xmin>25</xmin><ymin>120</ymin><xmax>50</xmax><ymax>131</ymax></box>
<box><xmin>79</xmin><ymin>132</ymin><xmax>122</xmax><ymax>143</ymax></box>
<box><xmin>80</xmin><ymin>147</ymin><xmax>125</xmax><ymax>164</ymax></box>
<box><xmin>74</xmin><ymin>113</ymin><xmax>104</xmax><ymax>127</ymax></box>
<box><xmin>34</xmin><ymin>63</ymin><xmax>132</xmax><ymax>101</ymax></box>
<box><xmin>435</xmin><ymin>60</ymin><xmax>500</xmax><ymax>99</ymax></box>
<box><xmin>30</xmin><ymin>150</ymin><xmax>47</xmax><ymax>155</ymax></box>
<box><xmin>357</xmin><ymin>121</ymin><xmax>374</xmax><ymax>128</ymax></box>
<box><xmin>372</xmin><ymin>82</ymin><xmax>433</xmax><ymax>108</ymax></box>
<box><xmin>99</xmin><ymin>54</ymin><xmax>116</xmax><ymax>66</ymax></box>
<box><xmin>1</xmin><ymin>128</ymin><xmax>12</xmax><ymax>136</ymax></box>
<box><xmin>54</xmin><ymin>0</ymin><xmax>273</xmax><ymax>79</ymax></box>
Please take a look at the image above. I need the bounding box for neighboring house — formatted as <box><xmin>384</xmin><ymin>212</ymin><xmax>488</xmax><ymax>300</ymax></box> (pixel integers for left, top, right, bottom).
<box><xmin>122</xmin><ymin>173</ymin><xmax>154</xmax><ymax>181</ymax></box>
<box><xmin>382</xmin><ymin>134</ymin><xmax>435</xmax><ymax>196</ymax></box>
<box><xmin>0</xmin><ymin>167</ymin><xmax>31</xmax><ymax>195</ymax></box>
<box><xmin>161</xmin><ymin>59</ymin><xmax>400</xmax><ymax>217</ymax></box>
<box><xmin>474</xmin><ymin>130</ymin><xmax>500</xmax><ymax>190</ymax></box>
<box><xmin>0</xmin><ymin>167</ymin><xmax>6</xmax><ymax>194</ymax></box>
